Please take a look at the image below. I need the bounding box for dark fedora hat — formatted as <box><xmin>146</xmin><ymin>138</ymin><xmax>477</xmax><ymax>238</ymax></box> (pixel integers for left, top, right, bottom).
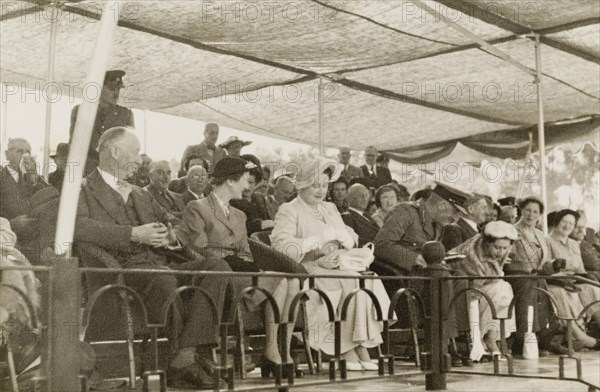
<box><xmin>50</xmin><ymin>143</ymin><xmax>69</xmax><ymax>159</ymax></box>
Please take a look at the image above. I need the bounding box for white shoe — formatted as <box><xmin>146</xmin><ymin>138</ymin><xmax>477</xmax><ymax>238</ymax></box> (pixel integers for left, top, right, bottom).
<box><xmin>345</xmin><ymin>361</ymin><xmax>364</xmax><ymax>371</ymax></box>
<box><xmin>359</xmin><ymin>360</ymin><xmax>379</xmax><ymax>371</ymax></box>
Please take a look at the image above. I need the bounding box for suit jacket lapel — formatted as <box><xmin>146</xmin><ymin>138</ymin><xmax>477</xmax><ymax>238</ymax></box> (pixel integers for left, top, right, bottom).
<box><xmin>208</xmin><ymin>194</ymin><xmax>236</xmax><ymax>235</ymax></box>
<box><xmin>86</xmin><ymin>170</ymin><xmax>130</xmax><ymax>225</ymax></box>
<box><xmin>458</xmin><ymin>217</ymin><xmax>478</xmax><ymax>237</ymax></box>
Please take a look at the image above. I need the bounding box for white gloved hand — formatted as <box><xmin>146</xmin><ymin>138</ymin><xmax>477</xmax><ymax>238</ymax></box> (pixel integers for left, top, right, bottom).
<box><xmin>302</xmin><ymin>228</ymin><xmax>339</xmax><ymax>253</ymax></box>
<box><xmin>261</xmin><ymin>219</ymin><xmax>275</xmax><ymax>230</ymax></box>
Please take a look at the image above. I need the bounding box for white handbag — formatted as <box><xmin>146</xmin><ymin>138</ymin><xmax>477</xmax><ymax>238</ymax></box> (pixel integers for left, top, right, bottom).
<box><xmin>339</xmin><ymin>243</ymin><xmax>375</xmax><ymax>272</ymax></box>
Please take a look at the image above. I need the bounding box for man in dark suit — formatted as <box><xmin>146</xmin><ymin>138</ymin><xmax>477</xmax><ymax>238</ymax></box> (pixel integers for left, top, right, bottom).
<box><xmin>230</xmin><ymin>155</ymin><xmax>273</xmax><ymax>235</ymax></box>
<box><xmin>74</xmin><ymin>127</ymin><xmax>231</xmax><ymax>389</ymax></box>
<box><xmin>338</xmin><ymin>145</ymin><xmax>362</xmax><ymax>180</ymax></box>
<box><xmin>0</xmin><ymin>138</ymin><xmax>49</xmax><ymax>242</ymax></box>
<box><xmin>360</xmin><ymin>145</ymin><xmax>392</xmax><ymax>189</ymax></box>
<box><xmin>48</xmin><ymin>142</ymin><xmax>69</xmax><ymax>191</ymax></box>
<box><xmin>265</xmin><ymin>176</ymin><xmax>295</xmax><ymax>219</ymax></box>
<box><xmin>144</xmin><ymin>160</ymin><xmax>185</xmax><ymax>218</ymax></box>
<box><xmin>179</xmin><ymin>123</ymin><xmax>226</xmax><ymax>176</ymax></box>
<box><xmin>181</xmin><ymin>165</ymin><xmax>209</xmax><ymax>206</ymax></box>
<box><xmin>440</xmin><ymin>194</ymin><xmax>489</xmax><ymax>251</ymax></box>
<box><xmin>342</xmin><ymin>184</ymin><xmax>379</xmax><ymax>247</ymax></box>
<box><xmin>69</xmin><ymin>70</ymin><xmax>135</xmax><ymax>175</ymax></box>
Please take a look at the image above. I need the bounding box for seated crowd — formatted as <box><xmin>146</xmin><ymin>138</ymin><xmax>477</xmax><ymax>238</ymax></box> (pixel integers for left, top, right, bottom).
<box><xmin>2</xmin><ymin>121</ymin><xmax>600</xmax><ymax>389</ymax></box>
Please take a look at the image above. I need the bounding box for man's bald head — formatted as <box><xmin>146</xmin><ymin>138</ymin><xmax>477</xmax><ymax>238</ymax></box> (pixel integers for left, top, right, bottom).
<box><xmin>273</xmin><ymin>176</ymin><xmax>295</xmax><ymax>204</ymax></box>
<box><xmin>365</xmin><ymin>145</ymin><xmax>378</xmax><ymax>166</ymax></box>
<box><xmin>148</xmin><ymin>160</ymin><xmax>172</xmax><ymax>191</ymax></box>
<box><xmin>5</xmin><ymin>138</ymin><xmax>32</xmax><ymax>166</ymax></box>
<box><xmin>186</xmin><ymin>165</ymin><xmax>209</xmax><ymax>195</ymax></box>
<box><xmin>338</xmin><ymin>145</ymin><xmax>351</xmax><ymax>164</ymax></box>
<box><xmin>97</xmin><ymin>127</ymin><xmax>141</xmax><ymax>180</ymax></box>
<box><xmin>347</xmin><ymin>183</ymin><xmax>370</xmax><ymax>211</ymax></box>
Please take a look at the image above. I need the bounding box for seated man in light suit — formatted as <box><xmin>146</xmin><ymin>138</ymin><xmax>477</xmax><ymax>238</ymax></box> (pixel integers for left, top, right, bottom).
<box><xmin>74</xmin><ymin>127</ymin><xmax>231</xmax><ymax>389</ymax></box>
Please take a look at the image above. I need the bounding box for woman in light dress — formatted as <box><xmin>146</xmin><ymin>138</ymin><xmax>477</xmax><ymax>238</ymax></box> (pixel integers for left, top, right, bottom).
<box><xmin>271</xmin><ymin>158</ymin><xmax>391</xmax><ymax>371</ymax></box>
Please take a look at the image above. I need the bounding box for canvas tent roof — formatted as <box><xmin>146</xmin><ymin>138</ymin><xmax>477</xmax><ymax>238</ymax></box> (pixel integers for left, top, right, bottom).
<box><xmin>1</xmin><ymin>0</ymin><xmax>598</xmax><ymax>161</ymax></box>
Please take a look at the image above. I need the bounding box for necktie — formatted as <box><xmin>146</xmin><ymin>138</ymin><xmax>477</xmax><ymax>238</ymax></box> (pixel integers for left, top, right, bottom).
<box><xmin>223</xmin><ymin>205</ymin><xmax>230</xmax><ymax>218</ymax></box>
<box><xmin>115</xmin><ymin>180</ymin><xmax>132</xmax><ymax>202</ymax></box>
<box><xmin>162</xmin><ymin>191</ymin><xmax>176</xmax><ymax>209</ymax></box>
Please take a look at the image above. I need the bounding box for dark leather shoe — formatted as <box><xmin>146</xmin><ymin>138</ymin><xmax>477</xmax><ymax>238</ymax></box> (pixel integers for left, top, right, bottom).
<box><xmin>167</xmin><ymin>364</ymin><xmax>213</xmax><ymax>390</ymax></box>
<box><xmin>450</xmin><ymin>354</ymin><xmax>463</xmax><ymax>367</ymax></box>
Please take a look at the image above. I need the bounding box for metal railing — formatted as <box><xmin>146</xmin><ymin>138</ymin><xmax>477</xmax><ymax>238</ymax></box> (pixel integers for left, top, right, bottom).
<box><xmin>1</xmin><ymin>258</ymin><xmax>599</xmax><ymax>392</ymax></box>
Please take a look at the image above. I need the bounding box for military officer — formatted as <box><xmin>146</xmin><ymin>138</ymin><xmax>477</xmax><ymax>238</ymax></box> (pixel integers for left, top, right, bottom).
<box><xmin>69</xmin><ymin>70</ymin><xmax>135</xmax><ymax>175</ymax></box>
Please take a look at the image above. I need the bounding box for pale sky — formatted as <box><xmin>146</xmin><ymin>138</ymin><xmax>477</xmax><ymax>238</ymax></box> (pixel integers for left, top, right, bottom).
<box><xmin>0</xmin><ymin>84</ymin><xmax>314</xmax><ymax>163</ymax></box>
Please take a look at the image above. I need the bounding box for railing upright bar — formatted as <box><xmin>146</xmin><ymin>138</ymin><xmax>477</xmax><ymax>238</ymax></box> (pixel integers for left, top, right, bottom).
<box><xmin>425</xmin><ymin>273</ymin><xmax>447</xmax><ymax>390</ymax></box>
<box><xmin>49</xmin><ymin>256</ymin><xmax>80</xmax><ymax>392</ymax></box>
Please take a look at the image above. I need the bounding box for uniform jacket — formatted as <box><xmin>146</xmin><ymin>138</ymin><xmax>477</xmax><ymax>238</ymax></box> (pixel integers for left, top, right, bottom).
<box><xmin>440</xmin><ymin>217</ymin><xmax>478</xmax><ymax>252</ymax></box>
<box><xmin>69</xmin><ymin>103</ymin><xmax>134</xmax><ymax>170</ymax></box>
<box><xmin>373</xmin><ymin>202</ymin><xmax>442</xmax><ymax>273</ymax></box>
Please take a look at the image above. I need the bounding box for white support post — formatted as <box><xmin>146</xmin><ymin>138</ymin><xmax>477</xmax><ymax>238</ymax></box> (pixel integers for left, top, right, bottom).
<box><xmin>43</xmin><ymin>4</ymin><xmax>59</xmax><ymax>180</ymax></box>
<box><xmin>54</xmin><ymin>1</ymin><xmax>119</xmax><ymax>255</ymax></box>
<box><xmin>318</xmin><ymin>77</ymin><xmax>324</xmax><ymax>156</ymax></box>
<box><xmin>535</xmin><ymin>34</ymin><xmax>548</xmax><ymax>235</ymax></box>
<box><xmin>1</xmin><ymin>85</ymin><xmax>8</xmax><ymax>157</ymax></box>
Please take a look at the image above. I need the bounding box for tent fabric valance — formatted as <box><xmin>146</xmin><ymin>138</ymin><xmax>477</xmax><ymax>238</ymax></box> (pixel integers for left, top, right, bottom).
<box><xmin>383</xmin><ymin>115</ymin><xmax>600</xmax><ymax>163</ymax></box>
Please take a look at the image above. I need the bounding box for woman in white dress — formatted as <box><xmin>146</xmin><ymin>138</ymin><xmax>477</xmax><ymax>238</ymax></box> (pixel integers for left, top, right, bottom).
<box><xmin>271</xmin><ymin>158</ymin><xmax>391</xmax><ymax>371</ymax></box>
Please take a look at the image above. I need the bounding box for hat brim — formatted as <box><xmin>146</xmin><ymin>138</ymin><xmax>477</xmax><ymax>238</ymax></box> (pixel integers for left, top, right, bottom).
<box><xmin>220</xmin><ymin>140</ymin><xmax>252</xmax><ymax>148</ymax></box>
<box><xmin>295</xmin><ymin>159</ymin><xmax>341</xmax><ymax>190</ymax></box>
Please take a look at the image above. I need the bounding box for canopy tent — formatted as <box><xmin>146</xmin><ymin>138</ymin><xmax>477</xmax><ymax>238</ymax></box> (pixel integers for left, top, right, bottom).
<box><xmin>1</xmin><ymin>0</ymin><xmax>598</xmax><ymax>158</ymax></box>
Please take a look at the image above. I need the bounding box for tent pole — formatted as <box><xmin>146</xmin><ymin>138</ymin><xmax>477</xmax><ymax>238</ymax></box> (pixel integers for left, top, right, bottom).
<box><xmin>318</xmin><ymin>77</ymin><xmax>324</xmax><ymax>156</ymax></box>
<box><xmin>54</xmin><ymin>1</ymin><xmax>119</xmax><ymax>256</ymax></box>
<box><xmin>43</xmin><ymin>3</ymin><xmax>59</xmax><ymax>180</ymax></box>
<box><xmin>535</xmin><ymin>34</ymin><xmax>548</xmax><ymax>235</ymax></box>
<box><xmin>1</xmin><ymin>85</ymin><xmax>7</xmax><ymax>155</ymax></box>
<box><xmin>143</xmin><ymin>109</ymin><xmax>149</xmax><ymax>153</ymax></box>
<box><xmin>516</xmin><ymin>131</ymin><xmax>533</xmax><ymax>199</ymax></box>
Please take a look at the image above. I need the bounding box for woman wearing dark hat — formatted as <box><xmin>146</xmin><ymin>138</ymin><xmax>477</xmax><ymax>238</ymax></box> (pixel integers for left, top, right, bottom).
<box><xmin>181</xmin><ymin>156</ymin><xmax>301</xmax><ymax>375</ymax></box>
<box><xmin>450</xmin><ymin>221</ymin><xmax>517</xmax><ymax>360</ymax></box>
